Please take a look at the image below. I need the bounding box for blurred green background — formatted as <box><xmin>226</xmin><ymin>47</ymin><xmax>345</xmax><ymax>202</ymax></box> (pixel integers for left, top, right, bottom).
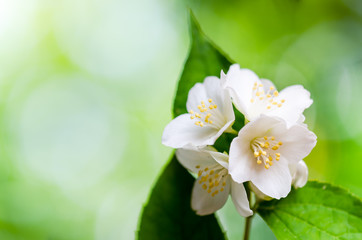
<box><xmin>0</xmin><ymin>0</ymin><xmax>361</xmax><ymax>239</ymax></box>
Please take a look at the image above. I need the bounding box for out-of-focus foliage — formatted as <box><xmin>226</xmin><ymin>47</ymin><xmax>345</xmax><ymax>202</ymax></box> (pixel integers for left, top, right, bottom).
<box><xmin>0</xmin><ymin>0</ymin><xmax>360</xmax><ymax>239</ymax></box>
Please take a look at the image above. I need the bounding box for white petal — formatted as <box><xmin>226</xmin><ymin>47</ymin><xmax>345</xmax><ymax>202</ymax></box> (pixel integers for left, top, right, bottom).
<box><xmin>162</xmin><ymin>114</ymin><xmax>221</xmax><ymax>148</ymax></box>
<box><xmin>228</xmin><ymin>135</ymin><xmax>255</xmax><ymax>183</ymax></box>
<box><xmin>209</xmin><ymin>151</ymin><xmax>229</xmax><ymax>170</ymax></box>
<box><xmin>176</xmin><ymin>148</ymin><xmax>217</xmax><ymax>173</ymax></box>
<box><xmin>250</xmin><ymin>156</ymin><xmax>292</xmax><ymax>199</ymax></box>
<box><xmin>260</xmin><ymin>79</ymin><xmax>276</xmax><ymax>92</ymax></box>
<box><xmin>229</xmin><ymin>115</ymin><xmax>301</xmax><ymax>199</ymax></box>
<box><xmin>238</xmin><ymin>114</ymin><xmax>283</xmax><ymax>140</ymax></box>
<box><xmin>223</xmin><ymin>64</ymin><xmax>260</xmax><ymax>117</ymax></box>
<box><xmin>230</xmin><ymin>181</ymin><xmax>253</xmax><ymax>217</ymax></box>
<box><xmin>249</xmin><ymin>182</ymin><xmax>273</xmax><ymax>201</ymax></box>
<box><xmin>268</xmin><ymin>85</ymin><xmax>313</xmax><ymax>126</ymax></box>
<box><xmin>271</xmin><ymin>123</ymin><xmax>317</xmax><ymax>163</ymax></box>
<box><xmin>297</xmin><ymin>114</ymin><xmax>306</xmax><ymax>124</ymax></box>
<box><xmin>191</xmin><ymin>176</ymin><xmax>230</xmax><ymax>215</ymax></box>
<box><xmin>290</xmin><ymin>160</ymin><xmax>308</xmax><ymax>188</ymax></box>
<box><xmin>187</xmin><ymin>76</ymin><xmax>234</xmax><ymax>124</ymax></box>
<box><xmin>186</xmin><ymin>82</ymin><xmax>208</xmax><ymax>112</ymax></box>
<box><xmin>229</xmin><ymin>115</ymin><xmax>282</xmax><ymax>183</ymax></box>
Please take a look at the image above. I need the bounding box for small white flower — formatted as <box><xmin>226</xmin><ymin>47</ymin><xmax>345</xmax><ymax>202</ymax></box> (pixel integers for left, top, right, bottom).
<box><xmin>290</xmin><ymin>160</ymin><xmax>308</xmax><ymax>189</ymax></box>
<box><xmin>222</xmin><ymin>64</ymin><xmax>313</xmax><ymax>126</ymax></box>
<box><xmin>176</xmin><ymin>147</ymin><xmax>252</xmax><ymax>217</ymax></box>
<box><xmin>229</xmin><ymin>115</ymin><xmax>316</xmax><ymax>199</ymax></box>
<box><xmin>162</xmin><ymin>76</ymin><xmax>235</xmax><ymax>148</ymax></box>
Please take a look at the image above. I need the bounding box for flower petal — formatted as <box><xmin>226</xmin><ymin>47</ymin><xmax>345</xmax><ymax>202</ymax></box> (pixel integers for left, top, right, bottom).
<box><xmin>176</xmin><ymin>147</ymin><xmax>217</xmax><ymax>173</ymax></box>
<box><xmin>162</xmin><ymin>114</ymin><xmax>221</xmax><ymax>148</ymax></box>
<box><xmin>260</xmin><ymin>79</ymin><xmax>276</xmax><ymax>91</ymax></box>
<box><xmin>209</xmin><ymin>151</ymin><xmax>229</xmax><ymax>170</ymax></box>
<box><xmin>186</xmin><ymin>76</ymin><xmax>234</xmax><ymax>123</ymax></box>
<box><xmin>250</xmin><ymin>182</ymin><xmax>273</xmax><ymax>201</ymax></box>
<box><xmin>230</xmin><ymin>181</ymin><xmax>253</xmax><ymax>217</ymax></box>
<box><xmin>191</xmin><ymin>175</ymin><xmax>231</xmax><ymax>215</ymax></box>
<box><xmin>223</xmin><ymin>64</ymin><xmax>260</xmax><ymax>117</ymax></box>
<box><xmin>249</xmin><ymin>156</ymin><xmax>292</xmax><ymax>199</ymax></box>
<box><xmin>268</xmin><ymin>85</ymin><xmax>313</xmax><ymax>126</ymax></box>
<box><xmin>271</xmin><ymin>123</ymin><xmax>317</xmax><ymax>163</ymax></box>
<box><xmin>229</xmin><ymin>115</ymin><xmax>282</xmax><ymax>183</ymax></box>
<box><xmin>290</xmin><ymin>160</ymin><xmax>308</xmax><ymax>188</ymax></box>
<box><xmin>228</xmin><ymin>135</ymin><xmax>255</xmax><ymax>183</ymax></box>
<box><xmin>186</xmin><ymin>82</ymin><xmax>208</xmax><ymax>112</ymax></box>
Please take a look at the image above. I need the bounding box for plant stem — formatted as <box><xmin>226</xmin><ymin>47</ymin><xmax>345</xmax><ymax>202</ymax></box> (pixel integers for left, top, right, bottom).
<box><xmin>243</xmin><ymin>215</ymin><xmax>253</xmax><ymax>240</ymax></box>
<box><xmin>243</xmin><ymin>185</ymin><xmax>253</xmax><ymax>240</ymax></box>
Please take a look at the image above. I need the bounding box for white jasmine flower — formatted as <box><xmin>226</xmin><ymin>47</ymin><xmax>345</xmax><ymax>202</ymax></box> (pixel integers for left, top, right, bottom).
<box><xmin>162</xmin><ymin>76</ymin><xmax>235</xmax><ymax>148</ymax></box>
<box><xmin>290</xmin><ymin>160</ymin><xmax>308</xmax><ymax>188</ymax></box>
<box><xmin>222</xmin><ymin>64</ymin><xmax>313</xmax><ymax>126</ymax></box>
<box><xmin>229</xmin><ymin>115</ymin><xmax>316</xmax><ymax>199</ymax></box>
<box><xmin>176</xmin><ymin>147</ymin><xmax>252</xmax><ymax>217</ymax></box>
<box><xmin>250</xmin><ymin>160</ymin><xmax>308</xmax><ymax>200</ymax></box>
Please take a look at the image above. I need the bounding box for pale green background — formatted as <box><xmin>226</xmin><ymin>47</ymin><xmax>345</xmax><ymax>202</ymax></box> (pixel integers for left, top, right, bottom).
<box><xmin>0</xmin><ymin>0</ymin><xmax>361</xmax><ymax>239</ymax></box>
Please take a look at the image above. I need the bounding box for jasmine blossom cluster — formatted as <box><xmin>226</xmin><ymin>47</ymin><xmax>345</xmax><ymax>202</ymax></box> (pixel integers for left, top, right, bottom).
<box><xmin>162</xmin><ymin>64</ymin><xmax>317</xmax><ymax>217</ymax></box>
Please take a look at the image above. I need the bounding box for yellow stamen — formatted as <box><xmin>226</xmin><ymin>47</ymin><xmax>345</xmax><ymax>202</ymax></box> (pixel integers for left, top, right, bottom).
<box><xmin>272</xmin><ymin>145</ymin><xmax>279</xmax><ymax>150</ymax></box>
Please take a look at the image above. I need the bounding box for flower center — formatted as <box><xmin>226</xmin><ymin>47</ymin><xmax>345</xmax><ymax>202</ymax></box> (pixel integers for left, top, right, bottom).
<box><xmin>250</xmin><ymin>135</ymin><xmax>282</xmax><ymax>169</ymax></box>
<box><xmin>250</xmin><ymin>82</ymin><xmax>285</xmax><ymax>110</ymax></box>
<box><xmin>196</xmin><ymin>164</ymin><xmax>227</xmax><ymax>197</ymax></box>
<box><xmin>189</xmin><ymin>98</ymin><xmax>219</xmax><ymax>127</ymax></box>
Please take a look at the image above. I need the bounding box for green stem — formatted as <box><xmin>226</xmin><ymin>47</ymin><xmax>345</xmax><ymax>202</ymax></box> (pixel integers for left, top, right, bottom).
<box><xmin>243</xmin><ymin>215</ymin><xmax>253</xmax><ymax>240</ymax></box>
<box><xmin>243</xmin><ymin>186</ymin><xmax>253</xmax><ymax>240</ymax></box>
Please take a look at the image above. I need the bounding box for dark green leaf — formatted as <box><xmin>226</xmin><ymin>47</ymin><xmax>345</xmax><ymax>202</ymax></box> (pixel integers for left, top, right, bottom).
<box><xmin>138</xmin><ymin>156</ymin><xmax>226</xmax><ymax>240</ymax></box>
<box><xmin>257</xmin><ymin>181</ymin><xmax>362</xmax><ymax>240</ymax></box>
<box><xmin>213</xmin><ymin>132</ymin><xmax>237</xmax><ymax>153</ymax></box>
<box><xmin>173</xmin><ymin>11</ymin><xmax>232</xmax><ymax>117</ymax></box>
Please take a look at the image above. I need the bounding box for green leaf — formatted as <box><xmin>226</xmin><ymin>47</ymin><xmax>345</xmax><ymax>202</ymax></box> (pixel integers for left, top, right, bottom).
<box><xmin>138</xmin><ymin>156</ymin><xmax>226</xmax><ymax>240</ymax></box>
<box><xmin>173</xmin><ymin>11</ymin><xmax>232</xmax><ymax>117</ymax></box>
<box><xmin>257</xmin><ymin>181</ymin><xmax>362</xmax><ymax>240</ymax></box>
